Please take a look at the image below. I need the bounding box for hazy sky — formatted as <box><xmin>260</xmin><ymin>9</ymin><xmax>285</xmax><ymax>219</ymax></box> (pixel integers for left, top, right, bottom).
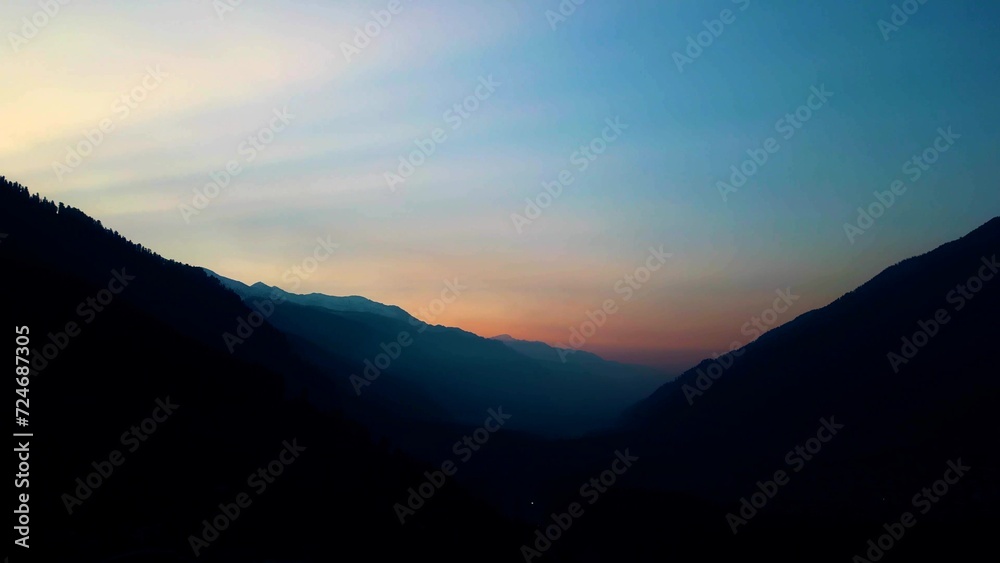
<box><xmin>3</xmin><ymin>0</ymin><xmax>998</xmax><ymax>370</ymax></box>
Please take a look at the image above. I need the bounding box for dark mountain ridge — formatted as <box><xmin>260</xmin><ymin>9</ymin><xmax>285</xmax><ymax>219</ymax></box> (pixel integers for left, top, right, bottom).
<box><xmin>535</xmin><ymin>215</ymin><xmax>1000</xmax><ymax>561</ymax></box>
<box><xmin>0</xmin><ymin>176</ymin><xmax>526</xmax><ymax>561</ymax></box>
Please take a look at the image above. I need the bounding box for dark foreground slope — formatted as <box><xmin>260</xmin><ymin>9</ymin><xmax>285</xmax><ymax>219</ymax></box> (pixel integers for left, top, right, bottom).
<box><xmin>0</xmin><ymin>177</ymin><xmax>526</xmax><ymax>562</ymax></box>
<box><xmin>535</xmin><ymin>217</ymin><xmax>1000</xmax><ymax>562</ymax></box>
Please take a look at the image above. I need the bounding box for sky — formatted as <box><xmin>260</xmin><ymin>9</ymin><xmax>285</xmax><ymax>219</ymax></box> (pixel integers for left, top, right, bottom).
<box><xmin>2</xmin><ymin>0</ymin><xmax>999</xmax><ymax>371</ymax></box>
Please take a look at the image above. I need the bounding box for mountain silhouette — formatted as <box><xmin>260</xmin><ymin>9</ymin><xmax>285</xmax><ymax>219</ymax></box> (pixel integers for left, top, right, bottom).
<box><xmin>203</xmin><ymin>271</ymin><xmax>668</xmax><ymax>438</ymax></box>
<box><xmin>0</xmin><ymin>176</ymin><xmax>527</xmax><ymax>561</ymax></box>
<box><xmin>208</xmin><ymin>269</ymin><xmax>415</xmax><ymax>322</ymax></box>
<box><xmin>534</xmin><ymin>216</ymin><xmax>1000</xmax><ymax>562</ymax></box>
<box><xmin>491</xmin><ymin>333</ymin><xmax>605</xmax><ymax>364</ymax></box>
<box><xmin>2</xmin><ymin>174</ymin><xmax>996</xmax><ymax>562</ymax></box>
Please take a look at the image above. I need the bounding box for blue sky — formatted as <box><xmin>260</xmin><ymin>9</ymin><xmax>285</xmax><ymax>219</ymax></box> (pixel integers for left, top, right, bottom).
<box><xmin>2</xmin><ymin>0</ymin><xmax>998</xmax><ymax>369</ymax></box>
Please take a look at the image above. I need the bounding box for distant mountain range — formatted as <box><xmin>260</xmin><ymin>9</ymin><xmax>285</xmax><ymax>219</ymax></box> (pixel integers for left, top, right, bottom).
<box><xmin>490</xmin><ymin>334</ymin><xmax>605</xmax><ymax>364</ymax></box>
<box><xmin>208</xmin><ymin>270</ymin><xmax>415</xmax><ymax>322</ymax></box>
<box><xmin>203</xmin><ymin>271</ymin><xmax>669</xmax><ymax>438</ymax></box>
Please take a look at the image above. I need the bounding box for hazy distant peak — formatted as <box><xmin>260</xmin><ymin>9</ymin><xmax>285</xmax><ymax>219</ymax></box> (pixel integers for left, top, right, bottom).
<box><xmin>491</xmin><ymin>334</ymin><xmax>615</xmax><ymax>365</ymax></box>
<box><xmin>203</xmin><ymin>269</ymin><xmax>414</xmax><ymax>322</ymax></box>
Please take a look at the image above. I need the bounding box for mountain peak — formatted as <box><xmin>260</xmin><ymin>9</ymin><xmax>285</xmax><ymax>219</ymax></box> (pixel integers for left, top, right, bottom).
<box><xmin>203</xmin><ymin>269</ymin><xmax>414</xmax><ymax>322</ymax></box>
